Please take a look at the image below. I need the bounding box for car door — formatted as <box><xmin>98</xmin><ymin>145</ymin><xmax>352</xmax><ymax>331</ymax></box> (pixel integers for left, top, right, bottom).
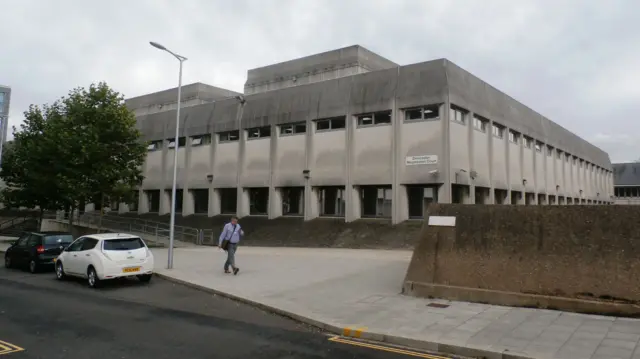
<box><xmin>9</xmin><ymin>234</ymin><xmax>30</xmax><ymax>266</ymax></box>
<box><xmin>63</xmin><ymin>238</ymin><xmax>85</xmax><ymax>274</ymax></box>
<box><xmin>76</xmin><ymin>238</ymin><xmax>99</xmax><ymax>276</ymax></box>
<box><xmin>26</xmin><ymin>234</ymin><xmax>41</xmax><ymax>262</ymax></box>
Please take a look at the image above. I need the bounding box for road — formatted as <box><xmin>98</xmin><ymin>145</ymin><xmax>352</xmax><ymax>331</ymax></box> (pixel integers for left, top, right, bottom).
<box><xmin>0</xmin><ymin>266</ymin><xmax>453</xmax><ymax>359</ymax></box>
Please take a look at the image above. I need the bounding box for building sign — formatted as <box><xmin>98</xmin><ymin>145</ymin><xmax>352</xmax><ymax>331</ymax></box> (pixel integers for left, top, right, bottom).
<box><xmin>428</xmin><ymin>216</ymin><xmax>456</xmax><ymax>227</ymax></box>
<box><xmin>406</xmin><ymin>155</ymin><xmax>438</xmax><ymax>166</ymax></box>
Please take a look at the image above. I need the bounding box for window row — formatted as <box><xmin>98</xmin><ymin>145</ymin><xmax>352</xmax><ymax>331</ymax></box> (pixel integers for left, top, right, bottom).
<box><xmin>449</xmin><ymin>103</ymin><xmax>611</xmax><ymax>176</ymax></box>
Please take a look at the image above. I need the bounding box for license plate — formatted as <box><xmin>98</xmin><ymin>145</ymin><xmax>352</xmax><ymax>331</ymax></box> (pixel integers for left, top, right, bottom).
<box><xmin>123</xmin><ymin>267</ymin><xmax>141</xmax><ymax>273</ymax></box>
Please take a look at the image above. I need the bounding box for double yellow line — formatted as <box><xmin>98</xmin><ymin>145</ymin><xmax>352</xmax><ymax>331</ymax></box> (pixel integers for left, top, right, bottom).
<box><xmin>328</xmin><ymin>336</ymin><xmax>451</xmax><ymax>359</ymax></box>
<box><xmin>0</xmin><ymin>340</ymin><xmax>24</xmax><ymax>356</ymax></box>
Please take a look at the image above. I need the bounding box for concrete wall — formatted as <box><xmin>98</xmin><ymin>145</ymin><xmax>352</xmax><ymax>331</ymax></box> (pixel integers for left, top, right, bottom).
<box><xmin>404</xmin><ymin>204</ymin><xmax>640</xmax><ymax>315</ymax></box>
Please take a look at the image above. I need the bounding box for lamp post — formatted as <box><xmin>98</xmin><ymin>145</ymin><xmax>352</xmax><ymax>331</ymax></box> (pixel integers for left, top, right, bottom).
<box><xmin>149</xmin><ymin>41</ymin><xmax>187</xmax><ymax>270</ymax></box>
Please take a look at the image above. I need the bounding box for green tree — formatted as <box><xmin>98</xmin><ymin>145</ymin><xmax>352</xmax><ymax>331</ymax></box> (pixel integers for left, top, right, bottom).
<box><xmin>46</xmin><ymin>82</ymin><xmax>146</xmax><ymax>228</ymax></box>
<box><xmin>0</xmin><ymin>103</ymin><xmax>67</xmax><ymax>229</ymax></box>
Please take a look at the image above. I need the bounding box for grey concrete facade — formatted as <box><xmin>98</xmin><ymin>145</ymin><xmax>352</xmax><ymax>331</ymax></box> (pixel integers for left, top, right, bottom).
<box><xmin>122</xmin><ymin>46</ymin><xmax>614</xmax><ymax>224</ymax></box>
<box><xmin>613</xmin><ymin>162</ymin><xmax>640</xmax><ymax>205</ymax></box>
<box><xmin>0</xmin><ymin>85</ymin><xmax>10</xmax><ymax>146</ymax></box>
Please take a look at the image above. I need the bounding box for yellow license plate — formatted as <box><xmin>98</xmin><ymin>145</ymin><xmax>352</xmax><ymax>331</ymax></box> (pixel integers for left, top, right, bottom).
<box><xmin>123</xmin><ymin>267</ymin><xmax>141</xmax><ymax>273</ymax></box>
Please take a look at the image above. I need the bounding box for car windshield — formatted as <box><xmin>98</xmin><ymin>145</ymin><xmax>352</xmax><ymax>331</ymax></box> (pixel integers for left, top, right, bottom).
<box><xmin>44</xmin><ymin>234</ymin><xmax>74</xmax><ymax>246</ymax></box>
<box><xmin>103</xmin><ymin>238</ymin><xmax>145</xmax><ymax>251</ymax></box>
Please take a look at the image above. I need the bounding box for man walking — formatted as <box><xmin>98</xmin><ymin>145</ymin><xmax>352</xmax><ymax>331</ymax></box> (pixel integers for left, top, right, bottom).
<box><xmin>218</xmin><ymin>216</ymin><xmax>244</xmax><ymax>275</ymax></box>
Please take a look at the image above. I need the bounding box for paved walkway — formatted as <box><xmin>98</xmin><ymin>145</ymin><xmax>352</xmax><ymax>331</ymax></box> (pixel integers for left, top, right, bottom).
<box><xmin>152</xmin><ymin>246</ymin><xmax>640</xmax><ymax>359</ymax></box>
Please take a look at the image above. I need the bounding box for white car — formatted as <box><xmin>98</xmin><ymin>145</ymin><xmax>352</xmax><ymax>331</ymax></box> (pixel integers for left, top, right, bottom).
<box><xmin>54</xmin><ymin>233</ymin><xmax>154</xmax><ymax>288</ymax></box>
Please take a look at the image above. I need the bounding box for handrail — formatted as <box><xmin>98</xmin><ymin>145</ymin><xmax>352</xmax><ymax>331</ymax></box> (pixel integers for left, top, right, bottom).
<box><xmin>72</xmin><ymin>211</ymin><xmax>202</xmax><ymax>244</ymax></box>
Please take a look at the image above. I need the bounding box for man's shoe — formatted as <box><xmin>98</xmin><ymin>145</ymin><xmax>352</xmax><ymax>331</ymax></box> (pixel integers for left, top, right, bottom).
<box><xmin>233</xmin><ymin>268</ymin><xmax>239</xmax><ymax>275</ymax></box>
<box><xmin>224</xmin><ymin>270</ymin><xmax>231</xmax><ymax>274</ymax></box>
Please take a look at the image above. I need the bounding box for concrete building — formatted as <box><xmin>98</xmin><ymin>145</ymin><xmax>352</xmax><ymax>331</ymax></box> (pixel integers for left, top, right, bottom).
<box><xmin>0</xmin><ymin>85</ymin><xmax>10</xmax><ymax>152</ymax></box>
<box><xmin>613</xmin><ymin>162</ymin><xmax>640</xmax><ymax>205</ymax></box>
<box><xmin>122</xmin><ymin>45</ymin><xmax>614</xmax><ymax>224</ymax></box>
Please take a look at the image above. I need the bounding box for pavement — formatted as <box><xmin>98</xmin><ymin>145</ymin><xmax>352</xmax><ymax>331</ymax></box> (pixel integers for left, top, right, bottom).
<box><xmin>151</xmin><ymin>246</ymin><xmax>640</xmax><ymax>359</ymax></box>
<box><xmin>0</xmin><ymin>266</ymin><xmax>449</xmax><ymax>359</ymax></box>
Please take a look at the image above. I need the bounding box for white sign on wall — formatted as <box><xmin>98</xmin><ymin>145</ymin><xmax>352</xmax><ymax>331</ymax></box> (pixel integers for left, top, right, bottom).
<box><xmin>428</xmin><ymin>216</ymin><xmax>456</xmax><ymax>227</ymax></box>
<box><xmin>406</xmin><ymin>155</ymin><xmax>438</xmax><ymax>166</ymax></box>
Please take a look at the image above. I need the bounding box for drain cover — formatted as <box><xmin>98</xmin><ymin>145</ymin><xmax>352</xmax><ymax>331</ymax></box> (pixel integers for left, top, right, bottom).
<box><xmin>427</xmin><ymin>303</ymin><xmax>449</xmax><ymax>308</ymax></box>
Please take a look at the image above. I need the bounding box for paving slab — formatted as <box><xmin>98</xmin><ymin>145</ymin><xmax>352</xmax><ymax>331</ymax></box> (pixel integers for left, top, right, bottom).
<box><xmin>138</xmin><ymin>247</ymin><xmax>640</xmax><ymax>358</ymax></box>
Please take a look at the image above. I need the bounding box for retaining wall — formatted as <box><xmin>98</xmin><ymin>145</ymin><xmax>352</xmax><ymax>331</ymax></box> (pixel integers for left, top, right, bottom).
<box><xmin>403</xmin><ymin>204</ymin><xmax>640</xmax><ymax>316</ymax></box>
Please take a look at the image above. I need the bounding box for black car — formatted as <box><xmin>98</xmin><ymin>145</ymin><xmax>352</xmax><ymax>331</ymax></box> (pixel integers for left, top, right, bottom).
<box><xmin>4</xmin><ymin>231</ymin><xmax>74</xmax><ymax>273</ymax></box>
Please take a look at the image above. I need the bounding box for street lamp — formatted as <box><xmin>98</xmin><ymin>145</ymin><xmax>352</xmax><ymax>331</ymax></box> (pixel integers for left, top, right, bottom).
<box><xmin>149</xmin><ymin>41</ymin><xmax>187</xmax><ymax>270</ymax></box>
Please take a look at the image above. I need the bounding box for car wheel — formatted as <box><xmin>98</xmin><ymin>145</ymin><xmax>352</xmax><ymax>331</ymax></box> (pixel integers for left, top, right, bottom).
<box><xmin>87</xmin><ymin>267</ymin><xmax>101</xmax><ymax>288</ymax></box>
<box><xmin>4</xmin><ymin>256</ymin><xmax>11</xmax><ymax>269</ymax></box>
<box><xmin>137</xmin><ymin>274</ymin><xmax>152</xmax><ymax>283</ymax></box>
<box><xmin>55</xmin><ymin>262</ymin><xmax>66</xmax><ymax>280</ymax></box>
<box><xmin>28</xmin><ymin>260</ymin><xmax>38</xmax><ymax>274</ymax></box>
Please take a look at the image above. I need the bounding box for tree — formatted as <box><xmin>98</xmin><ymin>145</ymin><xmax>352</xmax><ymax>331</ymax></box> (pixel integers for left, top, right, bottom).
<box><xmin>0</xmin><ymin>103</ymin><xmax>67</xmax><ymax>229</ymax></box>
<box><xmin>45</xmin><ymin>82</ymin><xmax>147</xmax><ymax>228</ymax></box>
<box><xmin>0</xmin><ymin>82</ymin><xmax>146</xmax><ymax>230</ymax></box>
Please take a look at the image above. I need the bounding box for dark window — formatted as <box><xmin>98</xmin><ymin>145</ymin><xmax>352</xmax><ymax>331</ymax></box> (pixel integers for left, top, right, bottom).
<box><xmin>147</xmin><ymin>140</ymin><xmax>163</xmax><ymax>151</ymax></box>
<box><xmin>81</xmin><ymin>238</ymin><xmax>99</xmax><ymax>251</ymax></box>
<box><xmin>191</xmin><ymin>134</ymin><xmax>212</xmax><ymax>146</ymax></box>
<box><xmin>473</xmin><ymin>115</ymin><xmax>488</xmax><ymax>132</ymax></box>
<box><xmin>319</xmin><ymin>187</ymin><xmax>345</xmax><ymax>217</ymax></box>
<box><xmin>103</xmin><ymin>237</ymin><xmax>145</xmax><ymax>251</ymax></box>
<box><xmin>247</xmin><ymin>126</ymin><xmax>271</xmax><ymax>139</ymax></box>
<box><xmin>44</xmin><ymin>234</ymin><xmax>74</xmax><ymax>246</ymax></box>
<box><xmin>492</xmin><ymin>123</ymin><xmax>504</xmax><ymax>139</ymax></box>
<box><xmin>15</xmin><ymin>234</ymin><xmax>29</xmax><ymax>247</ymax></box>
<box><xmin>280</xmin><ymin>122</ymin><xmax>307</xmax><ymax>136</ymax></box>
<box><xmin>405</xmin><ymin>105</ymin><xmax>439</xmax><ymax>122</ymax></box>
<box><xmin>66</xmin><ymin>238</ymin><xmax>85</xmax><ymax>252</ymax></box>
<box><xmin>356</xmin><ymin>110</ymin><xmax>392</xmax><ymax>126</ymax></box>
<box><xmin>315</xmin><ymin>116</ymin><xmax>346</xmax><ymax>131</ymax></box>
<box><xmin>449</xmin><ymin>105</ymin><xmax>467</xmax><ymax>124</ymax></box>
<box><xmin>27</xmin><ymin>234</ymin><xmax>40</xmax><ymax>247</ymax></box>
<box><xmin>219</xmin><ymin>130</ymin><xmax>240</xmax><ymax>143</ymax></box>
<box><xmin>167</xmin><ymin>137</ymin><xmax>186</xmax><ymax>149</ymax></box>
<box><xmin>220</xmin><ymin>188</ymin><xmax>237</xmax><ymax>214</ymax></box>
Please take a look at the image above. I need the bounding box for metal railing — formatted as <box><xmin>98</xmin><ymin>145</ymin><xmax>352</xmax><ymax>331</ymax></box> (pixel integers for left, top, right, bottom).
<box><xmin>71</xmin><ymin>212</ymin><xmax>202</xmax><ymax>244</ymax></box>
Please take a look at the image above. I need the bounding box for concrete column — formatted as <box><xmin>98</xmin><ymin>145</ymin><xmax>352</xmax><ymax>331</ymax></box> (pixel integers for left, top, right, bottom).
<box><xmin>505</xmin><ymin>126</ymin><xmax>512</xmax><ymax>205</ymax></box>
<box><xmin>487</xmin><ymin>120</ymin><xmax>495</xmax><ymax>204</ymax></box>
<box><xmin>182</xmin><ymin>190</ymin><xmax>195</xmax><ymax>216</ymax></box>
<box><xmin>397</xmin><ymin>185</ymin><xmax>410</xmax><ymax>220</ymax></box>
<box><xmin>238</xmin><ymin>188</ymin><xmax>250</xmax><ymax>218</ymax></box>
<box><xmin>209</xmin><ymin>188</ymin><xmax>221</xmax><ymax>216</ymax></box>
<box><xmin>346</xmin><ymin>185</ymin><xmax>361</xmax><ymax>222</ymax></box>
<box><xmin>269</xmin><ymin>187</ymin><xmax>283</xmax><ymax>219</ymax></box>
<box><xmin>391</xmin><ymin>83</ymin><xmax>406</xmax><ymax>224</ymax></box>
<box><xmin>303</xmin><ymin>113</ymin><xmax>317</xmax><ymax>221</ymax></box>
<box><xmin>138</xmin><ymin>190</ymin><xmax>148</xmax><ymax>214</ymax></box>
<box><xmin>235</xmin><ymin>103</ymin><xmax>247</xmax><ymax>218</ymax></box>
<box><xmin>467</xmin><ymin>112</ymin><xmax>476</xmax><ymax>205</ymax></box>
<box><xmin>160</xmin><ymin>190</ymin><xmax>171</xmax><ymax>215</ymax></box>
<box><xmin>440</xmin><ymin>103</ymin><xmax>452</xmax><ymax>203</ymax></box>
<box><xmin>268</xmin><ymin>124</ymin><xmax>280</xmax><ymax>220</ymax></box>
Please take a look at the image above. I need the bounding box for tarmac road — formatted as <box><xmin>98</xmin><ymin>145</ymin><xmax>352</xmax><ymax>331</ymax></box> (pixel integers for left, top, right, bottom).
<box><xmin>0</xmin><ymin>266</ymin><xmax>454</xmax><ymax>359</ymax></box>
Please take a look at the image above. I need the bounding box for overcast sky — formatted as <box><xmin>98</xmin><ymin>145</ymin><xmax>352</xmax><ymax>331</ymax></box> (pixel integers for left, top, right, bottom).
<box><xmin>1</xmin><ymin>0</ymin><xmax>638</xmax><ymax>162</ymax></box>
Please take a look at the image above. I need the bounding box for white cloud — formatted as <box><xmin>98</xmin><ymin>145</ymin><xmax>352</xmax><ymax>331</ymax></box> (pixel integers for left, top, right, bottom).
<box><xmin>0</xmin><ymin>0</ymin><xmax>638</xmax><ymax>162</ymax></box>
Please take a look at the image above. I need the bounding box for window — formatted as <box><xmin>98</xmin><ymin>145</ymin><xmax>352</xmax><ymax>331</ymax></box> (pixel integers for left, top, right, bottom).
<box><xmin>557</xmin><ymin>150</ymin><xmax>562</xmax><ymax>159</ymax></box>
<box><xmin>81</xmin><ymin>238</ymin><xmax>99</xmax><ymax>251</ymax></box>
<box><xmin>509</xmin><ymin>130</ymin><xmax>519</xmax><ymax>144</ymax></box>
<box><xmin>27</xmin><ymin>234</ymin><xmax>40</xmax><ymax>247</ymax></box>
<box><xmin>522</xmin><ymin>137</ymin><xmax>532</xmax><ymax>149</ymax></box>
<box><xmin>66</xmin><ymin>238</ymin><xmax>85</xmax><ymax>252</ymax></box>
<box><xmin>356</xmin><ymin>110</ymin><xmax>392</xmax><ymax>126</ymax></box>
<box><xmin>405</xmin><ymin>105</ymin><xmax>439</xmax><ymax>122</ymax></box>
<box><xmin>247</xmin><ymin>126</ymin><xmax>271</xmax><ymax>139</ymax></box>
<box><xmin>147</xmin><ymin>140</ymin><xmax>163</xmax><ymax>151</ymax></box>
<box><xmin>492</xmin><ymin>123</ymin><xmax>504</xmax><ymax>138</ymax></box>
<box><xmin>315</xmin><ymin>116</ymin><xmax>346</xmax><ymax>131</ymax></box>
<box><xmin>565</xmin><ymin>154</ymin><xmax>570</xmax><ymax>162</ymax></box>
<box><xmin>473</xmin><ymin>115</ymin><xmax>487</xmax><ymax>132</ymax></box>
<box><xmin>535</xmin><ymin>142</ymin><xmax>542</xmax><ymax>152</ymax></box>
<box><xmin>219</xmin><ymin>130</ymin><xmax>240</xmax><ymax>143</ymax></box>
<box><xmin>167</xmin><ymin>137</ymin><xmax>186</xmax><ymax>149</ymax></box>
<box><xmin>103</xmin><ymin>237</ymin><xmax>145</xmax><ymax>251</ymax></box>
<box><xmin>44</xmin><ymin>234</ymin><xmax>74</xmax><ymax>246</ymax></box>
<box><xmin>547</xmin><ymin>146</ymin><xmax>554</xmax><ymax>157</ymax></box>
<box><xmin>279</xmin><ymin>122</ymin><xmax>307</xmax><ymax>136</ymax></box>
<box><xmin>191</xmin><ymin>134</ymin><xmax>212</xmax><ymax>146</ymax></box>
<box><xmin>449</xmin><ymin>105</ymin><xmax>466</xmax><ymax>124</ymax></box>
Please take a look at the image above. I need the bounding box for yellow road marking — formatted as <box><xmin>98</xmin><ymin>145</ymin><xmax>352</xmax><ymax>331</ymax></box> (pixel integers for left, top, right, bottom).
<box><xmin>328</xmin><ymin>336</ymin><xmax>451</xmax><ymax>359</ymax></box>
<box><xmin>0</xmin><ymin>340</ymin><xmax>24</xmax><ymax>356</ymax></box>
